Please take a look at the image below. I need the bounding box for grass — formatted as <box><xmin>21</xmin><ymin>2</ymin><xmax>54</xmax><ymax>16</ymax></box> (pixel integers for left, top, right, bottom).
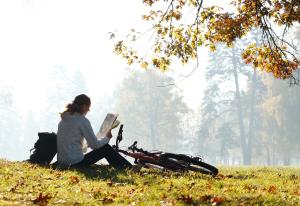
<box><xmin>0</xmin><ymin>159</ymin><xmax>299</xmax><ymax>205</ymax></box>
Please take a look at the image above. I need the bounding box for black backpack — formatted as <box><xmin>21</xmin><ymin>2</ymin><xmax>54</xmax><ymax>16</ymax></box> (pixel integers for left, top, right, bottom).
<box><xmin>29</xmin><ymin>132</ymin><xmax>57</xmax><ymax>165</ymax></box>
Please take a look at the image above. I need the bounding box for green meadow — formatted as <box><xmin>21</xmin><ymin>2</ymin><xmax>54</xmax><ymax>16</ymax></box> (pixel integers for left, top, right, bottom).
<box><xmin>0</xmin><ymin>159</ymin><xmax>299</xmax><ymax>205</ymax></box>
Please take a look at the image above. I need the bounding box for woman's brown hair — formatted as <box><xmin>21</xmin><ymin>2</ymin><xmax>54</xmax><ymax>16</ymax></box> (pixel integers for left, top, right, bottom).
<box><xmin>60</xmin><ymin>94</ymin><xmax>91</xmax><ymax>117</ymax></box>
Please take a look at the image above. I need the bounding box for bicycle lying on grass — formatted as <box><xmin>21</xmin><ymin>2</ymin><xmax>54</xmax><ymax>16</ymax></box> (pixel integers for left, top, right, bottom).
<box><xmin>112</xmin><ymin>125</ymin><xmax>218</xmax><ymax>176</ymax></box>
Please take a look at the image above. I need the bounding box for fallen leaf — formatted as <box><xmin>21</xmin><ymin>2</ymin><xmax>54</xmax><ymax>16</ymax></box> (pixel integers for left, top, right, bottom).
<box><xmin>217</xmin><ymin>173</ymin><xmax>225</xmax><ymax>179</ymax></box>
<box><xmin>206</xmin><ymin>182</ymin><xmax>213</xmax><ymax>189</ymax></box>
<box><xmin>290</xmin><ymin>175</ymin><xmax>298</xmax><ymax>180</ymax></box>
<box><xmin>100</xmin><ymin>197</ymin><xmax>114</xmax><ymax>204</ymax></box>
<box><xmin>161</xmin><ymin>193</ymin><xmax>167</xmax><ymax>199</ymax></box>
<box><xmin>189</xmin><ymin>181</ymin><xmax>196</xmax><ymax>188</ymax></box>
<box><xmin>107</xmin><ymin>179</ymin><xmax>113</xmax><ymax>187</ymax></box>
<box><xmin>211</xmin><ymin>196</ymin><xmax>225</xmax><ymax>205</ymax></box>
<box><xmin>293</xmin><ymin>190</ymin><xmax>299</xmax><ymax>195</ymax></box>
<box><xmin>32</xmin><ymin>193</ymin><xmax>52</xmax><ymax>206</ymax></box>
<box><xmin>200</xmin><ymin>194</ymin><xmax>212</xmax><ymax>201</ymax></box>
<box><xmin>168</xmin><ymin>183</ymin><xmax>173</xmax><ymax>192</ymax></box>
<box><xmin>268</xmin><ymin>185</ymin><xmax>277</xmax><ymax>193</ymax></box>
<box><xmin>69</xmin><ymin>176</ymin><xmax>80</xmax><ymax>184</ymax></box>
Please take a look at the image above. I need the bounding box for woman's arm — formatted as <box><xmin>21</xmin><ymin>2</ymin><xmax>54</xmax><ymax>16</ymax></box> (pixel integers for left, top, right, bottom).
<box><xmin>80</xmin><ymin>118</ymin><xmax>111</xmax><ymax>149</ymax></box>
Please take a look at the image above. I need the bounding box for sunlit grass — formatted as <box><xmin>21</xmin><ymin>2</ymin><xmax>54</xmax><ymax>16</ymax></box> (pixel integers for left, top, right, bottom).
<box><xmin>0</xmin><ymin>159</ymin><xmax>299</xmax><ymax>205</ymax></box>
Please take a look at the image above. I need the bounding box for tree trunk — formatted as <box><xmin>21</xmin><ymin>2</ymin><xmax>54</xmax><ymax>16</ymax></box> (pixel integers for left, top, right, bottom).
<box><xmin>232</xmin><ymin>47</ymin><xmax>250</xmax><ymax>165</ymax></box>
<box><xmin>283</xmin><ymin>149</ymin><xmax>291</xmax><ymax>166</ymax></box>
<box><xmin>149</xmin><ymin>119</ymin><xmax>156</xmax><ymax>149</ymax></box>
<box><xmin>149</xmin><ymin>96</ymin><xmax>159</xmax><ymax>149</ymax></box>
<box><xmin>247</xmin><ymin>68</ymin><xmax>257</xmax><ymax>165</ymax></box>
<box><xmin>267</xmin><ymin>145</ymin><xmax>271</xmax><ymax>165</ymax></box>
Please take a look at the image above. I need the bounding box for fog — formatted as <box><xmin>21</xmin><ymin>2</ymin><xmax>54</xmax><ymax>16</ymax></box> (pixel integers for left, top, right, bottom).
<box><xmin>0</xmin><ymin>1</ymin><xmax>299</xmax><ymax>166</ymax></box>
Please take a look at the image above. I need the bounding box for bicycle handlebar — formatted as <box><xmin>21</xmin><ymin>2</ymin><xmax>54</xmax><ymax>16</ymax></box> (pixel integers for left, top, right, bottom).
<box><xmin>115</xmin><ymin>124</ymin><xmax>123</xmax><ymax>149</ymax></box>
<box><xmin>128</xmin><ymin>141</ymin><xmax>138</xmax><ymax>151</ymax></box>
<box><xmin>114</xmin><ymin>124</ymin><xmax>157</xmax><ymax>157</ymax></box>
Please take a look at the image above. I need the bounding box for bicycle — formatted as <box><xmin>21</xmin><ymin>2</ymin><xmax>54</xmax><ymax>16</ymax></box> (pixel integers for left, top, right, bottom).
<box><xmin>112</xmin><ymin>124</ymin><xmax>218</xmax><ymax>176</ymax></box>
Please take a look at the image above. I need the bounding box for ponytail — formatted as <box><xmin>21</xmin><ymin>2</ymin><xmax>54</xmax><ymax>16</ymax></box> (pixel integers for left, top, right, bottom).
<box><xmin>60</xmin><ymin>94</ymin><xmax>91</xmax><ymax>118</ymax></box>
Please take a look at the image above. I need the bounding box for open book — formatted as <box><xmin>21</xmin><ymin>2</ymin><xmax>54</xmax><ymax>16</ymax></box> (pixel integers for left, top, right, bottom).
<box><xmin>96</xmin><ymin>113</ymin><xmax>120</xmax><ymax>139</ymax></box>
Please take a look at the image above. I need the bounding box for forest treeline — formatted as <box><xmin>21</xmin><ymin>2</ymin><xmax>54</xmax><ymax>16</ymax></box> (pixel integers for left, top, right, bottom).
<box><xmin>0</xmin><ymin>28</ymin><xmax>299</xmax><ymax>166</ymax></box>
<box><xmin>196</xmin><ymin>28</ymin><xmax>300</xmax><ymax>166</ymax></box>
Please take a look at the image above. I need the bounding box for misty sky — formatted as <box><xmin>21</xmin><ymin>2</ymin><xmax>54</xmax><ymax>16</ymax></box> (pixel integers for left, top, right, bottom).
<box><xmin>0</xmin><ymin>0</ymin><xmax>225</xmax><ymax>112</ymax></box>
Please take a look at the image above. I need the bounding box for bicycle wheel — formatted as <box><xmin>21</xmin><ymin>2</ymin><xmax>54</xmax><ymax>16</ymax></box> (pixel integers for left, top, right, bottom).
<box><xmin>137</xmin><ymin>159</ymin><xmax>166</xmax><ymax>170</ymax></box>
<box><xmin>137</xmin><ymin>158</ymin><xmax>186</xmax><ymax>171</ymax></box>
<box><xmin>161</xmin><ymin>153</ymin><xmax>218</xmax><ymax>176</ymax></box>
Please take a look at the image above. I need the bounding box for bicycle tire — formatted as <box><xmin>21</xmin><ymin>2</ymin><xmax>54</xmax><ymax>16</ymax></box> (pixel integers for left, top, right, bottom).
<box><xmin>161</xmin><ymin>153</ymin><xmax>218</xmax><ymax>176</ymax></box>
<box><xmin>137</xmin><ymin>158</ymin><xmax>186</xmax><ymax>171</ymax></box>
<box><xmin>137</xmin><ymin>160</ymin><xmax>166</xmax><ymax>170</ymax></box>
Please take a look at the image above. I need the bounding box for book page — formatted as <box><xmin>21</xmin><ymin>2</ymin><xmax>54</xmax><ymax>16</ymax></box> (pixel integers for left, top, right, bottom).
<box><xmin>96</xmin><ymin>113</ymin><xmax>119</xmax><ymax>138</ymax></box>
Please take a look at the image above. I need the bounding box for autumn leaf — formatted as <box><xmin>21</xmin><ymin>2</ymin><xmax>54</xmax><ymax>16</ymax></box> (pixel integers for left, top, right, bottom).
<box><xmin>69</xmin><ymin>175</ymin><xmax>80</xmax><ymax>184</ymax></box>
<box><xmin>107</xmin><ymin>179</ymin><xmax>113</xmax><ymax>187</ymax></box>
<box><xmin>32</xmin><ymin>193</ymin><xmax>52</xmax><ymax>206</ymax></box>
<box><xmin>268</xmin><ymin>185</ymin><xmax>277</xmax><ymax>193</ymax></box>
<box><xmin>140</xmin><ymin>61</ymin><xmax>149</xmax><ymax>69</ymax></box>
<box><xmin>100</xmin><ymin>197</ymin><xmax>114</xmax><ymax>204</ymax></box>
<box><xmin>9</xmin><ymin>180</ymin><xmax>25</xmax><ymax>192</ymax></box>
<box><xmin>112</xmin><ymin>0</ymin><xmax>300</xmax><ymax>81</ymax></box>
<box><xmin>211</xmin><ymin>196</ymin><xmax>225</xmax><ymax>205</ymax></box>
<box><xmin>200</xmin><ymin>194</ymin><xmax>212</xmax><ymax>202</ymax></box>
<box><xmin>216</xmin><ymin>173</ymin><xmax>225</xmax><ymax>179</ymax></box>
<box><xmin>293</xmin><ymin>190</ymin><xmax>300</xmax><ymax>195</ymax></box>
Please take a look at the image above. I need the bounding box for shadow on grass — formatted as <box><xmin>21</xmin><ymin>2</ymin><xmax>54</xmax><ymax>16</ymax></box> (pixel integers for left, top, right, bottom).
<box><xmin>51</xmin><ymin>163</ymin><xmax>136</xmax><ymax>184</ymax></box>
<box><xmin>28</xmin><ymin>160</ymin><xmax>214</xmax><ymax>185</ymax></box>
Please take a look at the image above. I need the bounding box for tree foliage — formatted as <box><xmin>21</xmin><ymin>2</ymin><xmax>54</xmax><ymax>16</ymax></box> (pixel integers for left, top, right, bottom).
<box><xmin>113</xmin><ymin>0</ymin><xmax>300</xmax><ymax>80</ymax></box>
<box><xmin>112</xmin><ymin>70</ymin><xmax>190</xmax><ymax>151</ymax></box>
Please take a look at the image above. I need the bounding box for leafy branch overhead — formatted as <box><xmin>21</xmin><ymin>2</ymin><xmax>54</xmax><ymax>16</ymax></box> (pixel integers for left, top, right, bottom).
<box><xmin>112</xmin><ymin>0</ymin><xmax>300</xmax><ymax>80</ymax></box>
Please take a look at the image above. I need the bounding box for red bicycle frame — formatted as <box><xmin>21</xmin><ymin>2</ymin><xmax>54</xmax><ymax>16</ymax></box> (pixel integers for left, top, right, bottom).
<box><xmin>113</xmin><ymin>125</ymin><xmax>186</xmax><ymax>170</ymax></box>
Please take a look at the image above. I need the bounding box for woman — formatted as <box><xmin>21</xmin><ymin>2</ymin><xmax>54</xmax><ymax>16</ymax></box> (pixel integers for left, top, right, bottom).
<box><xmin>56</xmin><ymin>94</ymin><xmax>132</xmax><ymax>169</ymax></box>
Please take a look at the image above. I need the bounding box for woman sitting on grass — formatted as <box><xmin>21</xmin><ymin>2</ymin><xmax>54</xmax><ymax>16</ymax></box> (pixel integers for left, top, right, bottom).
<box><xmin>56</xmin><ymin>94</ymin><xmax>132</xmax><ymax>170</ymax></box>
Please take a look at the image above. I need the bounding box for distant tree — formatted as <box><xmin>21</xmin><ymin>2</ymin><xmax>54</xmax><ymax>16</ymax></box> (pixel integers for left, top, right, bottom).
<box><xmin>112</xmin><ymin>70</ymin><xmax>190</xmax><ymax>152</ymax></box>
<box><xmin>21</xmin><ymin>110</ymin><xmax>40</xmax><ymax>160</ymax></box>
<box><xmin>196</xmin><ymin>82</ymin><xmax>223</xmax><ymax>162</ymax></box>
<box><xmin>254</xmin><ymin>28</ymin><xmax>300</xmax><ymax>165</ymax></box>
<box><xmin>196</xmin><ymin>42</ymin><xmax>244</xmax><ymax>163</ymax></box>
<box><xmin>0</xmin><ymin>83</ymin><xmax>22</xmax><ymax>160</ymax></box>
<box><xmin>215</xmin><ymin>122</ymin><xmax>237</xmax><ymax>164</ymax></box>
<box><xmin>260</xmin><ymin>75</ymin><xmax>300</xmax><ymax>165</ymax></box>
<box><xmin>40</xmin><ymin>66</ymin><xmax>88</xmax><ymax>132</ymax></box>
<box><xmin>179</xmin><ymin>110</ymin><xmax>199</xmax><ymax>154</ymax></box>
<box><xmin>198</xmin><ymin>30</ymin><xmax>267</xmax><ymax>165</ymax></box>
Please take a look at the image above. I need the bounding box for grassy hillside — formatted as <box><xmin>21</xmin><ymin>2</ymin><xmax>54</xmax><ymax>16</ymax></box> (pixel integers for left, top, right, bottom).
<box><xmin>0</xmin><ymin>159</ymin><xmax>299</xmax><ymax>205</ymax></box>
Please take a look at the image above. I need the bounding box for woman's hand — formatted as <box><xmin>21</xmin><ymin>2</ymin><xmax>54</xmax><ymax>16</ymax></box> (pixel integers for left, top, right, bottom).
<box><xmin>106</xmin><ymin>129</ymin><xmax>113</xmax><ymax>139</ymax></box>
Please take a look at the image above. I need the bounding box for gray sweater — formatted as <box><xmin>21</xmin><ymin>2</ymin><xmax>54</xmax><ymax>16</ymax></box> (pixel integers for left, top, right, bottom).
<box><xmin>57</xmin><ymin>112</ymin><xmax>110</xmax><ymax>167</ymax></box>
